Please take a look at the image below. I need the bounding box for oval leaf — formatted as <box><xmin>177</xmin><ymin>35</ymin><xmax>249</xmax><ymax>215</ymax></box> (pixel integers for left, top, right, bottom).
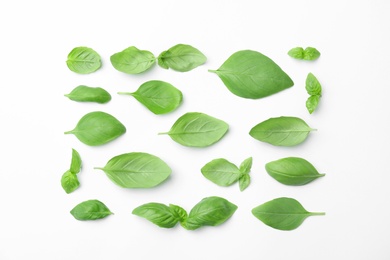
<box><xmin>61</xmin><ymin>170</ymin><xmax>80</xmax><ymax>194</ymax></box>
<box><xmin>65</xmin><ymin>111</ymin><xmax>126</xmax><ymax>146</ymax></box>
<box><xmin>70</xmin><ymin>148</ymin><xmax>82</xmax><ymax>174</ymax></box>
<box><xmin>66</xmin><ymin>47</ymin><xmax>101</xmax><ymax>74</ymax></box>
<box><xmin>70</xmin><ymin>200</ymin><xmax>113</xmax><ymax>221</ymax></box>
<box><xmin>287</xmin><ymin>47</ymin><xmax>304</xmax><ymax>59</ymax></box>
<box><xmin>160</xmin><ymin>112</ymin><xmax>229</xmax><ymax>147</ymax></box>
<box><xmin>306</xmin><ymin>95</ymin><xmax>320</xmax><ymax>114</ymax></box>
<box><xmin>265</xmin><ymin>157</ymin><xmax>325</xmax><ymax>186</ymax></box>
<box><xmin>252</xmin><ymin>197</ymin><xmax>325</xmax><ymax>230</ymax></box>
<box><xmin>132</xmin><ymin>203</ymin><xmax>180</xmax><ymax>228</ymax></box>
<box><xmin>303</xmin><ymin>47</ymin><xmax>321</xmax><ymax>61</ymax></box>
<box><xmin>65</xmin><ymin>85</ymin><xmax>111</xmax><ymax>104</ymax></box>
<box><xmin>110</xmin><ymin>46</ymin><xmax>155</xmax><ymax>74</ymax></box>
<box><xmin>95</xmin><ymin>152</ymin><xmax>171</xmax><ymax>188</ymax></box>
<box><xmin>306</xmin><ymin>73</ymin><xmax>322</xmax><ymax>96</ymax></box>
<box><xmin>157</xmin><ymin>44</ymin><xmax>207</xmax><ymax>72</ymax></box>
<box><xmin>209</xmin><ymin>50</ymin><xmax>294</xmax><ymax>99</ymax></box>
<box><xmin>182</xmin><ymin>196</ymin><xmax>237</xmax><ymax>230</ymax></box>
<box><xmin>201</xmin><ymin>158</ymin><xmax>241</xmax><ymax>187</ymax></box>
<box><xmin>249</xmin><ymin>116</ymin><xmax>314</xmax><ymax>146</ymax></box>
<box><xmin>118</xmin><ymin>80</ymin><xmax>183</xmax><ymax>115</ymax></box>
<box><xmin>239</xmin><ymin>157</ymin><xmax>253</xmax><ymax>175</ymax></box>
<box><xmin>239</xmin><ymin>174</ymin><xmax>250</xmax><ymax>192</ymax></box>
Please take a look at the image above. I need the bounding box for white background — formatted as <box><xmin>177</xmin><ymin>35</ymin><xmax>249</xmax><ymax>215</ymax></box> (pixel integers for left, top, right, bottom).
<box><xmin>1</xmin><ymin>0</ymin><xmax>389</xmax><ymax>259</ymax></box>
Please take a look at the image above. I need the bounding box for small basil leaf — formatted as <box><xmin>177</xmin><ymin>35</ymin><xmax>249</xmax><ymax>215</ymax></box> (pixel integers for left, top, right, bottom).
<box><xmin>61</xmin><ymin>170</ymin><xmax>80</xmax><ymax>194</ymax></box>
<box><xmin>239</xmin><ymin>157</ymin><xmax>253</xmax><ymax>175</ymax></box>
<box><xmin>201</xmin><ymin>158</ymin><xmax>241</xmax><ymax>187</ymax></box>
<box><xmin>249</xmin><ymin>116</ymin><xmax>315</xmax><ymax>146</ymax></box>
<box><xmin>306</xmin><ymin>95</ymin><xmax>320</xmax><ymax>114</ymax></box>
<box><xmin>160</xmin><ymin>112</ymin><xmax>229</xmax><ymax>147</ymax></box>
<box><xmin>305</xmin><ymin>73</ymin><xmax>322</xmax><ymax>96</ymax></box>
<box><xmin>95</xmin><ymin>152</ymin><xmax>171</xmax><ymax>188</ymax></box>
<box><xmin>66</xmin><ymin>47</ymin><xmax>101</xmax><ymax>74</ymax></box>
<box><xmin>70</xmin><ymin>148</ymin><xmax>82</xmax><ymax>174</ymax></box>
<box><xmin>132</xmin><ymin>203</ymin><xmax>180</xmax><ymax>228</ymax></box>
<box><xmin>118</xmin><ymin>80</ymin><xmax>183</xmax><ymax>115</ymax></box>
<box><xmin>238</xmin><ymin>174</ymin><xmax>250</xmax><ymax>192</ymax></box>
<box><xmin>70</xmin><ymin>200</ymin><xmax>113</xmax><ymax>221</ymax></box>
<box><xmin>157</xmin><ymin>44</ymin><xmax>207</xmax><ymax>72</ymax></box>
<box><xmin>209</xmin><ymin>50</ymin><xmax>294</xmax><ymax>99</ymax></box>
<box><xmin>110</xmin><ymin>46</ymin><xmax>156</xmax><ymax>74</ymax></box>
<box><xmin>65</xmin><ymin>85</ymin><xmax>111</xmax><ymax>104</ymax></box>
<box><xmin>182</xmin><ymin>196</ymin><xmax>237</xmax><ymax>230</ymax></box>
<box><xmin>252</xmin><ymin>197</ymin><xmax>325</xmax><ymax>230</ymax></box>
<box><xmin>303</xmin><ymin>47</ymin><xmax>321</xmax><ymax>61</ymax></box>
<box><xmin>169</xmin><ymin>204</ymin><xmax>188</xmax><ymax>222</ymax></box>
<box><xmin>287</xmin><ymin>47</ymin><xmax>304</xmax><ymax>59</ymax></box>
<box><xmin>65</xmin><ymin>111</ymin><xmax>126</xmax><ymax>146</ymax></box>
<box><xmin>265</xmin><ymin>157</ymin><xmax>325</xmax><ymax>186</ymax></box>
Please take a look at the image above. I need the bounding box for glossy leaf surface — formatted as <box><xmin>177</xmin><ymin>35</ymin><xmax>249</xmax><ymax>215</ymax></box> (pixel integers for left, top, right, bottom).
<box><xmin>70</xmin><ymin>200</ymin><xmax>113</xmax><ymax>221</ymax></box>
<box><xmin>132</xmin><ymin>203</ymin><xmax>180</xmax><ymax>228</ymax></box>
<box><xmin>65</xmin><ymin>85</ymin><xmax>111</xmax><ymax>104</ymax></box>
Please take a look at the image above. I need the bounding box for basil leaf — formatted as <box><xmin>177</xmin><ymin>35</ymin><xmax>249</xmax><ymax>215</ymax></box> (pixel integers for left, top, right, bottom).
<box><xmin>65</xmin><ymin>85</ymin><xmax>111</xmax><ymax>104</ymax></box>
<box><xmin>239</xmin><ymin>157</ymin><xmax>253</xmax><ymax>175</ymax></box>
<box><xmin>252</xmin><ymin>197</ymin><xmax>325</xmax><ymax>230</ymax></box>
<box><xmin>238</xmin><ymin>174</ymin><xmax>250</xmax><ymax>192</ymax></box>
<box><xmin>70</xmin><ymin>200</ymin><xmax>113</xmax><ymax>221</ymax></box>
<box><xmin>65</xmin><ymin>111</ymin><xmax>126</xmax><ymax>146</ymax></box>
<box><xmin>159</xmin><ymin>112</ymin><xmax>229</xmax><ymax>147</ymax></box>
<box><xmin>182</xmin><ymin>196</ymin><xmax>237</xmax><ymax>230</ymax></box>
<box><xmin>169</xmin><ymin>204</ymin><xmax>188</xmax><ymax>222</ymax></box>
<box><xmin>110</xmin><ymin>46</ymin><xmax>155</xmax><ymax>74</ymax></box>
<box><xmin>303</xmin><ymin>47</ymin><xmax>321</xmax><ymax>61</ymax></box>
<box><xmin>70</xmin><ymin>148</ymin><xmax>82</xmax><ymax>174</ymax></box>
<box><xmin>306</xmin><ymin>73</ymin><xmax>322</xmax><ymax>96</ymax></box>
<box><xmin>287</xmin><ymin>47</ymin><xmax>304</xmax><ymax>59</ymax></box>
<box><xmin>66</xmin><ymin>47</ymin><xmax>101</xmax><ymax>74</ymax></box>
<box><xmin>209</xmin><ymin>50</ymin><xmax>294</xmax><ymax>99</ymax></box>
<box><xmin>132</xmin><ymin>203</ymin><xmax>180</xmax><ymax>228</ymax></box>
<box><xmin>265</xmin><ymin>157</ymin><xmax>325</xmax><ymax>186</ymax></box>
<box><xmin>306</xmin><ymin>95</ymin><xmax>320</xmax><ymax>114</ymax></box>
<box><xmin>201</xmin><ymin>158</ymin><xmax>241</xmax><ymax>187</ymax></box>
<box><xmin>95</xmin><ymin>152</ymin><xmax>171</xmax><ymax>188</ymax></box>
<box><xmin>118</xmin><ymin>80</ymin><xmax>183</xmax><ymax>115</ymax></box>
<box><xmin>157</xmin><ymin>44</ymin><xmax>207</xmax><ymax>72</ymax></box>
<box><xmin>61</xmin><ymin>170</ymin><xmax>80</xmax><ymax>194</ymax></box>
<box><xmin>249</xmin><ymin>116</ymin><xmax>315</xmax><ymax>146</ymax></box>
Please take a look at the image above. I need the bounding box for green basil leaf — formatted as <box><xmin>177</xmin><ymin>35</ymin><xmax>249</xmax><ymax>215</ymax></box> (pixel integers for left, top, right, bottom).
<box><xmin>65</xmin><ymin>85</ymin><xmax>111</xmax><ymax>104</ymax></box>
<box><xmin>252</xmin><ymin>197</ymin><xmax>325</xmax><ymax>230</ymax></box>
<box><xmin>157</xmin><ymin>44</ymin><xmax>207</xmax><ymax>72</ymax></box>
<box><xmin>110</xmin><ymin>46</ymin><xmax>155</xmax><ymax>74</ymax></box>
<box><xmin>70</xmin><ymin>200</ymin><xmax>113</xmax><ymax>221</ymax></box>
<box><xmin>182</xmin><ymin>196</ymin><xmax>237</xmax><ymax>230</ymax></box>
<box><xmin>306</xmin><ymin>95</ymin><xmax>320</xmax><ymax>114</ymax></box>
<box><xmin>65</xmin><ymin>111</ymin><xmax>126</xmax><ymax>146</ymax></box>
<box><xmin>118</xmin><ymin>80</ymin><xmax>183</xmax><ymax>115</ymax></box>
<box><xmin>132</xmin><ymin>203</ymin><xmax>180</xmax><ymax>228</ymax></box>
<box><xmin>201</xmin><ymin>158</ymin><xmax>241</xmax><ymax>187</ymax></box>
<box><xmin>95</xmin><ymin>152</ymin><xmax>171</xmax><ymax>188</ymax></box>
<box><xmin>66</xmin><ymin>47</ymin><xmax>101</xmax><ymax>74</ymax></box>
<box><xmin>159</xmin><ymin>112</ymin><xmax>229</xmax><ymax>147</ymax></box>
<box><xmin>238</xmin><ymin>174</ymin><xmax>250</xmax><ymax>192</ymax></box>
<box><xmin>306</xmin><ymin>73</ymin><xmax>322</xmax><ymax>95</ymax></box>
<box><xmin>239</xmin><ymin>157</ymin><xmax>253</xmax><ymax>175</ymax></box>
<box><xmin>303</xmin><ymin>47</ymin><xmax>321</xmax><ymax>61</ymax></box>
<box><xmin>249</xmin><ymin>116</ymin><xmax>315</xmax><ymax>146</ymax></box>
<box><xmin>70</xmin><ymin>148</ymin><xmax>82</xmax><ymax>174</ymax></box>
<box><xmin>287</xmin><ymin>47</ymin><xmax>304</xmax><ymax>59</ymax></box>
<box><xmin>169</xmin><ymin>204</ymin><xmax>188</xmax><ymax>222</ymax></box>
<box><xmin>209</xmin><ymin>50</ymin><xmax>294</xmax><ymax>99</ymax></box>
<box><xmin>265</xmin><ymin>157</ymin><xmax>325</xmax><ymax>186</ymax></box>
<box><xmin>61</xmin><ymin>170</ymin><xmax>80</xmax><ymax>194</ymax></box>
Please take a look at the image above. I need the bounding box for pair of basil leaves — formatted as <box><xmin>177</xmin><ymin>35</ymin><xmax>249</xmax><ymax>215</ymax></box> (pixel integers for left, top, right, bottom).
<box><xmin>61</xmin><ymin>149</ymin><xmax>82</xmax><ymax>194</ymax></box>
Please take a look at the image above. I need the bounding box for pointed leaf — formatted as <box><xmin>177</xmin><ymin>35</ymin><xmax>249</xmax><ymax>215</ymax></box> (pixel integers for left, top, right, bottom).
<box><xmin>306</xmin><ymin>95</ymin><xmax>320</xmax><ymax>114</ymax></box>
<box><xmin>287</xmin><ymin>47</ymin><xmax>304</xmax><ymax>59</ymax></box>
<box><xmin>110</xmin><ymin>46</ymin><xmax>155</xmax><ymax>74</ymax></box>
<box><xmin>61</xmin><ymin>170</ymin><xmax>80</xmax><ymax>194</ymax></box>
<box><xmin>238</xmin><ymin>174</ymin><xmax>250</xmax><ymax>192</ymax></box>
<box><xmin>132</xmin><ymin>203</ymin><xmax>180</xmax><ymax>228</ymax></box>
<box><xmin>70</xmin><ymin>148</ymin><xmax>82</xmax><ymax>174</ymax></box>
<box><xmin>169</xmin><ymin>204</ymin><xmax>188</xmax><ymax>222</ymax></box>
<box><xmin>303</xmin><ymin>47</ymin><xmax>321</xmax><ymax>61</ymax></box>
<box><xmin>306</xmin><ymin>73</ymin><xmax>322</xmax><ymax>95</ymax></box>
<box><xmin>66</xmin><ymin>47</ymin><xmax>101</xmax><ymax>74</ymax></box>
<box><xmin>201</xmin><ymin>158</ymin><xmax>241</xmax><ymax>186</ymax></box>
<box><xmin>239</xmin><ymin>157</ymin><xmax>253</xmax><ymax>175</ymax></box>
<box><xmin>65</xmin><ymin>85</ymin><xmax>111</xmax><ymax>104</ymax></box>
<box><xmin>70</xmin><ymin>200</ymin><xmax>113</xmax><ymax>221</ymax></box>
<box><xmin>157</xmin><ymin>44</ymin><xmax>207</xmax><ymax>72</ymax></box>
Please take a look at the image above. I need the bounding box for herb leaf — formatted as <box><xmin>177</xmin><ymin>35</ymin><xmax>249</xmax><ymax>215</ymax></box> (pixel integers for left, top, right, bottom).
<box><xmin>239</xmin><ymin>157</ymin><xmax>253</xmax><ymax>175</ymax></box>
<box><xmin>160</xmin><ymin>112</ymin><xmax>229</xmax><ymax>147</ymax></box>
<box><xmin>110</xmin><ymin>46</ymin><xmax>156</xmax><ymax>74</ymax></box>
<box><xmin>157</xmin><ymin>44</ymin><xmax>207</xmax><ymax>72</ymax></box>
<box><xmin>70</xmin><ymin>200</ymin><xmax>113</xmax><ymax>221</ymax></box>
<box><xmin>252</xmin><ymin>197</ymin><xmax>325</xmax><ymax>230</ymax></box>
<box><xmin>118</xmin><ymin>80</ymin><xmax>183</xmax><ymax>115</ymax></box>
<box><xmin>288</xmin><ymin>47</ymin><xmax>320</xmax><ymax>61</ymax></box>
<box><xmin>306</xmin><ymin>73</ymin><xmax>322</xmax><ymax>95</ymax></box>
<box><xmin>65</xmin><ymin>111</ymin><xmax>126</xmax><ymax>146</ymax></box>
<box><xmin>209</xmin><ymin>50</ymin><xmax>294</xmax><ymax>99</ymax></box>
<box><xmin>65</xmin><ymin>85</ymin><xmax>111</xmax><ymax>104</ymax></box>
<box><xmin>238</xmin><ymin>174</ymin><xmax>250</xmax><ymax>191</ymax></box>
<box><xmin>287</xmin><ymin>47</ymin><xmax>304</xmax><ymax>59</ymax></box>
<box><xmin>61</xmin><ymin>170</ymin><xmax>80</xmax><ymax>194</ymax></box>
<box><xmin>70</xmin><ymin>148</ymin><xmax>82</xmax><ymax>174</ymax></box>
<box><xmin>132</xmin><ymin>203</ymin><xmax>180</xmax><ymax>228</ymax></box>
<box><xmin>66</xmin><ymin>47</ymin><xmax>102</xmax><ymax>74</ymax></box>
<box><xmin>95</xmin><ymin>152</ymin><xmax>171</xmax><ymax>188</ymax></box>
<box><xmin>265</xmin><ymin>157</ymin><xmax>325</xmax><ymax>186</ymax></box>
<box><xmin>249</xmin><ymin>116</ymin><xmax>314</xmax><ymax>146</ymax></box>
<box><xmin>201</xmin><ymin>159</ymin><xmax>241</xmax><ymax>187</ymax></box>
<box><xmin>306</xmin><ymin>95</ymin><xmax>320</xmax><ymax>114</ymax></box>
<box><xmin>169</xmin><ymin>204</ymin><xmax>188</xmax><ymax>222</ymax></box>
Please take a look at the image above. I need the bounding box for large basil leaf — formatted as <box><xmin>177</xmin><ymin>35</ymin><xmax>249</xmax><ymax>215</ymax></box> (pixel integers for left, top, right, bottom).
<box><xmin>265</xmin><ymin>157</ymin><xmax>325</xmax><ymax>186</ymax></box>
<box><xmin>249</xmin><ymin>116</ymin><xmax>314</xmax><ymax>146</ymax></box>
<box><xmin>70</xmin><ymin>148</ymin><xmax>82</xmax><ymax>174</ymax></box>
<box><xmin>61</xmin><ymin>170</ymin><xmax>80</xmax><ymax>194</ymax></box>
<box><xmin>66</xmin><ymin>47</ymin><xmax>101</xmax><ymax>74</ymax></box>
<box><xmin>95</xmin><ymin>152</ymin><xmax>171</xmax><ymax>188</ymax></box>
<box><xmin>65</xmin><ymin>111</ymin><xmax>126</xmax><ymax>146</ymax></box>
<box><xmin>209</xmin><ymin>50</ymin><xmax>294</xmax><ymax>99</ymax></box>
<box><xmin>70</xmin><ymin>200</ymin><xmax>113</xmax><ymax>221</ymax></box>
<box><xmin>110</xmin><ymin>46</ymin><xmax>155</xmax><ymax>74</ymax></box>
<box><xmin>65</xmin><ymin>85</ymin><xmax>111</xmax><ymax>104</ymax></box>
<box><xmin>118</xmin><ymin>80</ymin><xmax>183</xmax><ymax>115</ymax></box>
<box><xmin>132</xmin><ymin>203</ymin><xmax>180</xmax><ymax>228</ymax></box>
<box><xmin>252</xmin><ymin>197</ymin><xmax>325</xmax><ymax>230</ymax></box>
<box><xmin>160</xmin><ymin>112</ymin><xmax>229</xmax><ymax>147</ymax></box>
<box><xmin>182</xmin><ymin>196</ymin><xmax>237</xmax><ymax>230</ymax></box>
<box><xmin>157</xmin><ymin>44</ymin><xmax>207</xmax><ymax>72</ymax></box>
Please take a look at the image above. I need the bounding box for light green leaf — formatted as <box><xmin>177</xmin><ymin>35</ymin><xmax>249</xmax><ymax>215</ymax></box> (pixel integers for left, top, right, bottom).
<box><xmin>201</xmin><ymin>158</ymin><xmax>241</xmax><ymax>187</ymax></box>
<box><xmin>287</xmin><ymin>47</ymin><xmax>304</xmax><ymax>59</ymax></box>
<box><xmin>305</xmin><ymin>73</ymin><xmax>322</xmax><ymax>96</ymax></box>
<box><xmin>238</xmin><ymin>174</ymin><xmax>250</xmax><ymax>192</ymax></box>
<box><xmin>61</xmin><ymin>170</ymin><xmax>80</xmax><ymax>194</ymax></box>
<box><xmin>110</xmin><ymin>46</ymin><xmax>156</xmax><ymax>74</ymax></box>
<box><xmin>157</xmin><ymin>44</ymin><xmax>207</xmax><ymax>72</ymax></box>
<box><xmin>70</xmin><ymin>148</ymin><xmax>82</xmax><ymax>174</ymax></box>
<box><xmin>306</xmin><ymin>95</ymin><xmax>320</xmax><ymax>114</ymax></box>
<box><xmin>303</xmin><ymin>47</ymin><xmax>321</xmax><ymax>61</ymax></box>
<box><xmin>65</xmin><ymin>85</ymin><xmax>111</xmax><ymax>104</ymax></box>
<box><xmin>132</xmin><ymin>203</ymin><xmax>180</xmax><ymax>228</ymax></box>
<box><xmin>209</xmin><ymin>50</ymin><xmax>294</xmax><ymax>99</ymax></box>
<box><xmin>239</xmin><ymin>157</ymin><xmax>252</xmax><ymax>175</ymax></box>
<box><xmin>70</xmin><ymin>200</ymin><xmax>113</xmax><ymax>221</ymax></box>
<box><xmin>66</xmin><ymin>47</ymin><xmax>101</xmax><ymax>74</ymax></box>
<box><xmin>169</xmin><ymin>204</ymin><xmax>188</xmax><ymax>222</ymax></box>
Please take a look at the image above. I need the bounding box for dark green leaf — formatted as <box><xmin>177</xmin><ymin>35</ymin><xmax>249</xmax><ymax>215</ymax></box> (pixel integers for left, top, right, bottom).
<box><xmin>157</xmin><ymin>44</ymin><xmax>207</xmax><ymax>72</ymax></box>
<box><xmin>209</xmin><ymin>50</ymin><xmax>294</xmax><ymax>99</ymax></box>
<box><xmin>66</xmin><ymin>47</ymin><xmax>101</xmax><ymax>74</ymax></box>
<box><xmin>110</xmin><ymin>46</ymin><xmax>156</xmax><ymax>74</ymax></box>
<box><xmin>70</xmin><ymin>148</ymin><xmax>82</xmax><ymax>174</ymax></box>
<box><xmin>70</xmin><ymin>200</ymin><xmax>113</xmax><ymax>221</ymax></box>
<box><xmin>201</xmin><ymin>158</ymin><xmax>241</xmax><ymax>186</ymax></box>
<box><xmin>61</xmin><ymin>170</ymin><xmax>80</xmax><ymax>194</ymax></box>
<box><xmin>65</xmin><ymin>85</ymin><xmax>111</xmax><ymax>104</ymax></box>
<box><xmin>132</xmin><ymin>203</ymin><xmax>180</xmax><ymax>228</ymax></box>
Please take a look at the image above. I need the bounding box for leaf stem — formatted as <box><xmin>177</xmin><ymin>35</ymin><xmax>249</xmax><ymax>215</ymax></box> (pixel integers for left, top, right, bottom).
<box><xmin>310</xmin><ymin>212</ymin><xmax>326</xmax><ymax>216</ymax></box>
<box><xmin>117</xmin><ymin>92</ymin><xmax>133</xmax><ymax>96</ymax></box>
<box><xmin>158</xmin><ymin>132</ymin><xmax>169</xmax><ymax>135</ymax></box>
<box><xmin>64</xmin><ymin>130</ymin><xmax>73</xmax><ymax>134</ymax></box>
<box><xmin>94</xmin><ymin>167</ymin><xmax>104</xmax><ymax>170</ymax></box>
<box><xmin>208</xmin><ymin>69</ymin><xmax>217</xmax><ymax>73</ymax></box>
<box><xmin>310</xmin><ymin>128</ymin><xmax>318</xmax><ymax>131</ymax></box>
